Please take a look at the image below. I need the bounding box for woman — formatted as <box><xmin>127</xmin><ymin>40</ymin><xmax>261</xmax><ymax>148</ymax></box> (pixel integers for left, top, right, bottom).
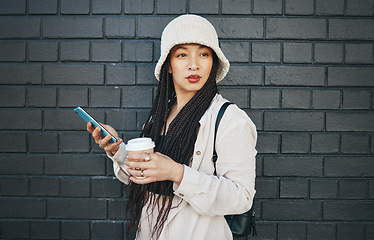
<box><xmin>87</xmin><ymin>14</ymin><xmax>257</xmax><ymax>240</ymax></box>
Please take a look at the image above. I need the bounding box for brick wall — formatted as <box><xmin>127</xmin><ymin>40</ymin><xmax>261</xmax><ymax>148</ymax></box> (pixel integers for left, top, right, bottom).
<box><xmin>0</xmin><ymin>0</ymin><xmax>373</xmax><ymax>239</ymax></box>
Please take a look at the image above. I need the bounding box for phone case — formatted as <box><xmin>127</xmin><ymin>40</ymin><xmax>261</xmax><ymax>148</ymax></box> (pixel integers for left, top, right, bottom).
<box><xmin>74</xmin><ymin>107</ymin><xmax>117</xmax><ymax>143</ymax></box>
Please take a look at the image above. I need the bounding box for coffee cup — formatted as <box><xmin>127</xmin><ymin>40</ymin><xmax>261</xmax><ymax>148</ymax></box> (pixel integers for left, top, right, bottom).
<box><xmin>126</xmin><ymin>137</ymin><xmax>155</xmax><ymax>179</ymax></box>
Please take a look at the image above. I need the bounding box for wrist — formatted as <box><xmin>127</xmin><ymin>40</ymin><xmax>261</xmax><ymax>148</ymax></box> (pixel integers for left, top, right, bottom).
<box><xmin>172</xmin><ymin>163</ymin><xmax>184</xmax><ymax>186</ymax></box>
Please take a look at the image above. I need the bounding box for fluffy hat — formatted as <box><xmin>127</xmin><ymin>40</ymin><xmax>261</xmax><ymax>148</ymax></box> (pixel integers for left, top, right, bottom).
<box><xmin>154</xmin><ymin>14</ymin><xmax>230</xmax><ymax>83</ymax></box>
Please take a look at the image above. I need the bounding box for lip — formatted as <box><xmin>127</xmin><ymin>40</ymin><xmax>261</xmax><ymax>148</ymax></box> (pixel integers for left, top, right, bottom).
<box><xmin>186</xmin><ymin>75</ymin><xmax>201</xmax><ymax>83</ymax></box>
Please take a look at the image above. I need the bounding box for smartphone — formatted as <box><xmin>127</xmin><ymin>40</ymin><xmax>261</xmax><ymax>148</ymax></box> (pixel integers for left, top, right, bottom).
<box><xmin>74</xmin><ymin>106</ymin><xmax>117</xmax><ymax>143</ymax></box>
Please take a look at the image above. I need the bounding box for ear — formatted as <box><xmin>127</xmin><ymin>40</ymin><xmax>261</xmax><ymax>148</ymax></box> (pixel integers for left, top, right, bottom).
<box><xmin>168</xmin><ymin>64</ymin><xmax>172</xmax><ymax>74</ymax></box>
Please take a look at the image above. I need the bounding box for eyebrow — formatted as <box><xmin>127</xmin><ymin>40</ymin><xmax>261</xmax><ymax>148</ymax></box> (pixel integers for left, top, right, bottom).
<box><xmin>174</xmin><ymin>45</ymin><xmax>208</xmax><ymax>51</ymax></box>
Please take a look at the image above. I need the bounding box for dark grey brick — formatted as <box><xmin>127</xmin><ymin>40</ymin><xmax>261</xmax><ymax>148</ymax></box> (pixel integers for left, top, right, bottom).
<box><xmin>367</xmin><ymin>223</ymin><xmax>374</xmax><ymax>240</ymax></box>
<box><xmin>43</xmin><ymin>17</ymin><xmax>103</xmax><ymax>38</ymax></box>
<box><xmin>345</xmin><ymin>43</ymin><xmax>374</xmax><ymax>64</ymax></box>
<box><xmin>221</xmin><ymin>65</ymin><xmax>263</xmax><ymax>86</ymax></box>
<box><xmin>0</xmin><ymin>132</ymin><xmax>26</xmax><ymax>153</ymax></box>
<box><xmin>0</xmin><ymin>155</ymin><xmax>43</xmax><ymax>175</ymax></box>
<box><xmin>312</xmin><ymin>89</ymin><xmax>341</xmax><ymax>109</ymax></box>
<box><xmin>31</xmin><ymin>221</ymin><xmax>59</xmax><ymax>239</ymax></box>
<box><xmin>44</xmin><ymin>154</ymin><xmax>105</xmax><ymax>175</ymax></box>
<box><xmin>61</xmin><ymin>0</ymin><xmax>90</xmax><ymax>14</ymax></box>
<box><xmin>61</xmin><ymin>221</ymin><xmax>90</xmax><ymax>239</ymax></box>
<box><xmin>221</xmin><ymin>0</ymin><xmax>251</xmax><ymax>14</ymax></box>
<box><xmin>0</xmin><ymin>17</ymin><xmax>40</xmax><ymax>39</ymax></box>
<box><xmin>250</xmin><ymin>88</ymin><xmax>280</xmax><ymax>109</ymax></box>
<box><xmin>1</xmin><ymin>221</ymin><xmax>30</xmax><ymax>239</ymax></box>
<box><xmin>328</xmin><ymin>67</ymin><xmax>374</xmax><ymax>87</ymax></box>
<box><xmin>28</xmin><ymin>132</ymin><xmax>58</xmax><ymax>153</ymax></box>
<box><xmin>209</xmin><ymin>17</ymin><xmax>263</xmax><ymax>39</ymax></box>
<box><xmin>219</xmin><ymin>88</ymin><xmax>249</xmax><ymax>108</ymax></box>
<box><xmin>283</xmin><ymin>42</ymin><xmax>312</xmax><ymax>63</ymax></box>
<box><xmin>107</xmin><ymin>64</ymin><xmax>136</xmax><ymax>85</ymax></box>
<box><xmin>123</xmin><ymin>41</ymin><xmax>153</xmax><ymax>62</ymax></box>
<box><xmin>370</xmin><ymin>180</ymin><xmax>374</xmax><ymax>198</ymax></box>
<box><xmin>255</xmin><ymin>178</ymin><xmax>278</xmax><ymax>198</ymax></box>
<box><xmin>108</xmin><ymin>199</ymin><xmax>127</xmax><ymax>220</ymax></box>
<box><xmin>282</xmin><ymin>133</ymin><xmax>310</xmax><ymax>153</ymax></box>
<box><xmin>263</xmin><ymin>200</ymin><xmax>322</xmax><ymax>220</ymax></box>
<box><xmin>310</xmin><ymin>179</ymin><xmax>338</xmax><ymax>199</ymax></box>
<box><xmin>264</xmin><ymin>157</ymin><xmax>323</xmax><ymax>177</ymax></box>
<box><xmin>264</xmin><ymin>111</ymin><xmax>324</xmax><ymax>131</ymax></box>
<box><xmin>44</xmin><ymin>65</ymin><xmax>104</xmax><ymax>85</ymax></box>
<box><xmin>326</xmin><ymin>112</ymin><xmax>374</xmax><ymax>131</ymax></box>
<box><xmin>124</xmin><ymin>0</ymin><xmax>154</xmax><ymax>14</ymax></box>
<box><xmin>92</xmin><ymin>221</ymin><xmax>123</xmax><ymax>240</ymax></box>
<box><xmin>27</xmin><ymin>87</ymin><xmax>57</xmax><ymax>107</ymax></box>
<box><xmin>29</xmin><ymin>0</ymin><xmax>57</xmax><ymax>14</ymax></box>
<box><xmin>266</xmin><ymin>18</ymin><xmax>326</xmax><ymax>39</ymax></box>
<box><xmin>28</xmin><ymin>41</ymin><xmax>58</xmax><ymax>62</ymax></box>
<box><xmin>347</xmin><ymin>0</ymin><xmax>374</xmax><ymax>16</ymax></box>
<box><xmin>122</xmin><ymin>87</ymin><xmax>153</xmax><ymax>108</ymax></box>
<box><xmin>339</xmin><ymin>179</ymin><xmax>368</xmax><ymax>200</ymax></box>
<box><xmin>280</xmin><ymin>178</ymin><xmax>308</xmax><ymax>199</ymax></box>
<box><xmin>0</xmin><ymin>42</ymin><xmax>25</xmax><ymax>62</ymax></box>
<box><xmin>190</xmin><ymin>0</ymin><xmax>219</xmax><ymax>14</ymax></box>
<box><xmin>256</xmin><ymin>133</ymin><xmax>279</xmax><ymax>154</ymax></box>
<box><xmin>311</xmin><ymin>133</ymin><xmax>340</xmax><ymax>153</ymax></box>
<box><xmin>105</xmin><ymin>17</ymin><xmax>136</xmax><ymax>38</ymax></box>
<box><xmin>0</xmin><ymin>0</ymin><xmax>26</xmax><ymax>14</ymax></box>
<box><xmin>324</xmin><ymin>201</ymin><xmax>374</xmax><ymax>221</ymax></box>
<box><xmin>316</xmin><ymin>0</ymin><xmax>344</xmax><ymax>15</ymax></box>
<box><xmin>252</xmin><ymin>42</ymin><xmax>281</xmax><ymax>63</ymax></box>
<box><xmin>278</xmin><ymin>223</ymin><xmax>306</xmax><ymax>240</ymax></box>
<box><xmin>285</xmin><ymin>0</ymin><xmax>314</xmax><ymax>15</ymax></box>
<box><xmin>58</xmin><ymin>87</ymin><xmax>89</xmax><ymax>107</ymax></box>
<box><xmin>0</xmin><ymin>177</ymin><xmax>28</xmax><ymax>196</ymax></box>
<box><xmin>136</xmin><ymin>64</ymin><xmax>158</xmax><ymax>85</ymax></box>
<box><xmin>92</xmin><ymin>0</ymin><xmax>121</xmax><ymax>14</ymax></box>
<box><xmin>315</xmin><ymin>43</ymin><xmax>343</xmax><ymax>63</ymax></box>
<box><xmin>341</xmin><ymin>134</ymin><xmax>370</xmax><ymax>154</ymax></box>
<box><xmin>281</xmin><ymin>89</ymin><xmax>311</xmax><ymax>109</ymax></box>
<box><xmin>46</xmin><ymin>109</ymin><xmax>102</xmax><ymax>131</ymax></box>
<box><xmin>48</xmin><ymin>199</ymin><xmax>106</xmax><ymax>219</ymax></box>
<box><xmin>90</xmin><ymin>87</ymin><xmax>121</xmax><ymax>107</ymax></box>
<box><xmin>30</xmin><ymin>177</ymin><xmax>59</xmax><ymax>197</ymax></box>
<box><xmin>106</xmin><ymin>109</ymin><xmax>137</xmax><ymax>131</ymax></box>
<box><xmin>265</xmin><ymin>66</ymin><xmax>325</xmax><ymax>86</ymax></box>
<box><xmin>329</xmin><ymin>19</ymin><xmax>374</xmax><ymax>40</ymax></box>
<box><xmin>156</xmin><ymin>0</ymin><xmax>186</xmax><ymax>14</ymax></box>
<box><xmin>0</xmin><ymin>64</ymin><xmax>41</xmax><ymax>84</ymax></box>
<box><xmin>307</xmin><ymin>223</ymin><xmax>335</xmax><ymax>240</ymax></box>
<box><xmin>92</xmin><ymin>41</ymin><xmax>121</xmax><ymax>62</ymax></box>
<box><xmin>254</xmin><ymin>223</ymin><xmax>277</xmax><ymax>240</ymax></box>
<box><xmin>92</xmin><ymin>178</ymin><xmax>122</xmax><ymax>197</ymax></box>
<box><xmin>60</xmin><ymin>177</ymin><xmax>90</xmax><ymax>197</ymax></box>
<box><xmin>0</xmin><ymin>110</ymin><xmax>42</xmax><ymax>130</ymax></box>
<box><xmin>342</xmin><ymin>89</ymin><xmax>371</xmax><ymax>110</ymax></box>
<box><xmin>0</xmin><ymin>87</ymin><xmax>25</xmax><ymax>107</ymax></box>
<box><xmin>245</xmin><ymin>110</ymin><xmax>263</xmax><ymax>131</ymax></box>
<box><xmin>0</xmin><ymin>198</ymin><xmax>46</xmax><ymax>218</ymax></box>
<box><xmin>253</xmin><ymin>0</ymin><xmax>282</xmax><ymax>14</ymax></box>
<box><xmin>137</xmin><ymin>16</ymin><xmax>173</xmax><ymax>38</ymax></box>
<box><xmin>59</xmin><ymin>132</ymin><xmax>90</xmax><ymax>153</ymax></box>
<box><xmin>337</xmin><ymin>223</ymin><xmax>365</xmax><ymax>240</ymax></box>
<box><xmin>220</xmin><ymin>41</ymin><xmax>250</xmax><ymax>63</ymax></box>
<box><xmin>325</xmin><ymin>157</ymin><xmax>374</xmax><ymax>177</ymax></box>
<box><xmin>60</xmin><ymin>41</ymin><xmax>90</xmax><ymax>62</ymax></box>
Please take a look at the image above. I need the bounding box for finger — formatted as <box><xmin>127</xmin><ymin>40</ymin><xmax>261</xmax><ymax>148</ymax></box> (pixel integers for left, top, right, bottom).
<box><xmin>86</xmin><ymin>122</ymin><xmax>95</xmax><ymax>133</ymax></box>
<box><xmin>92</xmin><ymin>127</ymin><xmax>102</xmax><ymax>142</ymax></box>
<box><xmin>100</xmin><ymin>134</ymin><xmax>112</xmax><ymax>146</ymax></box>
<box><xmin>127</xmin><ymin>152</ymin><xmax>154</xmax><ymax>162</ymax></box>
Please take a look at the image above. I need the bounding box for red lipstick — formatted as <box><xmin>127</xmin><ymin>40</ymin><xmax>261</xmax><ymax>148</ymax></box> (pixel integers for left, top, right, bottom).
<box><xmin>187</xmin><ymin>75</ymin><xmax>201</xmax><ymax>83</ymax></box>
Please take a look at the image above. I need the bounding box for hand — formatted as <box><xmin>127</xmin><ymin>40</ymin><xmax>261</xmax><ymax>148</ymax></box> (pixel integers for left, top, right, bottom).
<box><xmin>125</xmin><ymin>152</ymin><xmax>184</xmax><ymax>185</ymax></box>
<box><xmin>86</xmin><ymin>122</ymin><xmax>123</xmax><ymax>156</ymax></box>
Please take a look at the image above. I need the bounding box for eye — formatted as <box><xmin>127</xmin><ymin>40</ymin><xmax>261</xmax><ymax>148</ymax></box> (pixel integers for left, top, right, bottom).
<box><xmin>177</xmin><ymin>53</ymin><xmax>186</xmax><ymax>58</ymax></box>
<box><xmin>201</xmin><ymin>53</ymin><xmax>209</xmax><ymax>57</ymax></box>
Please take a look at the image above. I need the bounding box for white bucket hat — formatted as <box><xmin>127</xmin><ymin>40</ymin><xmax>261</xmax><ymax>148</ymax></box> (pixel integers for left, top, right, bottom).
<box><xmin>154</xmin><ymin>14</ymin><xmax>230</xmax><ymax>83</ymax></box>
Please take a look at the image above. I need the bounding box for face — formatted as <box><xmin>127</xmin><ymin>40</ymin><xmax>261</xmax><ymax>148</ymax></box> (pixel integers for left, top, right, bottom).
<box><xmin>168</xmin><ymin>44</ymin><xmax>214</xmax><ymax>98</ymax></box>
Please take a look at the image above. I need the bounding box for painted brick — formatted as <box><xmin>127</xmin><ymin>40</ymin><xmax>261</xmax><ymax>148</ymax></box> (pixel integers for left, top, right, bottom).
<box><xmin>324</xmin><ymin>201</ymin><xmax>374</xmax><ymax>221</ymax></box>
<box><xmin>251</xmin><ymin>88</ymin><xmax>280</xmax><ymax>109</ymax></box>
<box><xmin>44</xmin><ymin>65</ymin><xmax>104</xmax><ymax>85</ymax></box>
<box><xmin>137</xmin><ymin>17</ymin><xmax>173</xmax><ymax>38</ymax></box>
<box><xmin>27</xmin><ymin>87</ymin><xmax>57</xmax><ymax>107</ymax></box>
<box><xmin>190</xmin><ymin>0</ymin><xmax>219</xmax><ymax>14</ymax></box>
<box><xmin>137</xmin><ymin>110</ymin><xmax>151</xmax><ymax>130</ymax></box>
<box><xmin>31</xmin><ymin>221</ymin><xmax>60</xmax><ymax>239</ymax></box>
<box><xmin>45</xmin><ymin>155</ymin><xmax>105</xmax><ymax>175</ymax></box>
<box><xmin>107</xmin><ymin>64</ymin><xmax>136</xmax><ymax>85</ymax></box>
<box><xmin>253</xmin><ymin>0</ymin><xmax>282</xmax><ymax>15</ymax></box>
<box><xmin>0</xmin><ymin>110</ymin><xmax>42</xmax><ymax>130</ymax></box>
<box><xmin>280</xmin><ymin>178</ymin><xmax>308</xmax><ymax>198</ymax></box>
<box><xmin>316</xmin><ymin>0</ymin><xmax>344</xmax><ymax>15</ymax></box>
<box><xmin>60</xmin><ymin>41</ymin><xmax>90</xmax><ymax>62</ymax></box>
<box><xmin>0</xmin><ymin>177</ymin><xmax>28</xmax><ymax>196</ymax></box>
<box><xmin>92</xmin><ymin>222</ymin><xmax>123</xmax><ymax>240</ymax></box>
<box><xmin>281</xmin><ymin>133</ymin><xmax>310</xmax><ymax>153</ymax></box>
<box><xmin>370</xmin><ymin>180</ymin><xmax>374</xmax><ymax>198</ymax></box>
<box><xmin>314</xmin><ymin>43</ymin><xmax>344</xmax><ymax>63</ymax></box>
<box><xmin>1</xmin><ymin>221</ymin><xmax>30</xmax><ymax>239</ymax></box>
<box><xmin>60</xmin><ymin>132</ymin><xmax>90</xmax><ymax>153</ymax></box>
<box><xmin>266</xmin><ymin>18</ymin><xmax>326</xmax><ymax>39</ymax></box>
<box><xmin>329</xmin><ymin>19</ymin><xmax>374</xmax><ymax>40</ymax></box>
<box><xmin>278</xmin><ymin>223</ymin><xmax>307</xmax><ymax>240</ymax></box>
<box><xmin>122</xmin><ymin>87</ymin><xmax>153</xmax><ymax>108</ymax></box>
<box><xmin>347</xmin><ymin>0</ymin><xmax>374</xmax><ymax>16</ymax></box>
<box><xmin>28</xmin><ymin>41</ymin><xmax>58</xmax><ymax>62</ymax></box>
<box><xmin>0</xmin><ymin>18</ymin><xmax>40</xmax><ymax>38</ymax></box>
<box><xmin>92</xmin><ymin>178</ymin><xmax>122</xmax><ymax>197</ymax></box>
<box><xmin>28</xmin><ymin>132</ymin><xmax>58</xmax><ymax>153</ymax></box>
<box><xmin>0</xmin><ymin>0</ymin><xmax>26</xmax><ymax>14</ymax></box>
<box><xmin>136</xmin><ymin>64</ymin><xmax>158</xmax><ymax>85</ymax></box>
<box><xmin>367</xmin><ymin>223</ymin><xmax>374</xmax><ymax>240</ymax></box>
<box><xmin>245</xmin><ymin>110</ymin><xmax>263</xmax><ymax>131</ymax></box>
<box><xmin>219</xmin><ymin>88</ymin><xmax>249</xmax><ymax>108</ymax></box>
<box><xmin>108</xmin><ymin>199</ymin><xmax>128</xmax><ymax>220</ymax></box>
<box><xmin>254</xmin><ymin>223</ymin><xmax>277</xmax><ymax>239</ymax></box>
<box><xmin>61</xmin><ymin>221</ymin><xmax>90</xmax><ymax>239</ymax></box>
<box><xmin>156</xmin><ymin>0</ymin><xmax>186</xmax><ymax>14</ymax></box>
<box><xmin>339</xmin><ymin>179</ymin><xmax>368</xmax><ymax>200</ymax></box>
<box><xmin>29</xmin><ymin>0</ymin><xmax>58</xmax><ymax>14</ymax></box>
<box><xmin>342</xmin><ymin>90</ymin><xmax>371</xmax><ymax>110</ymax></box>
<box><xmin>341</xmin><ymin>134</ymin><xmax>370</xmax><ymax>154</ymax></box>
<box><xmin>252</xmin><ymin>42</ymin><xmax>281</xmax><ymax>63</ymax></box>
<box><xmin>312</xmin><ymin>90</ymin><xmax>341</xmax><ymax>109</ymax></box>
<box><xmin>0</xmin><ymin>155</ymin><xmax>43</xmax><ymax>175</ymax></box>
<box><xmin>58</xmin><ymin>87</ymin><xmax>89</xmax><ymax>107</ymax></box>
<box><xmin>311</xmin><ymin>133</ymin><xmax>340</xmax><ymax>153</ymax></box>
<box><xmin>221</xmin><ymin>0</ymin><xmax>251</xmax><ymax>14</ymax></box>
<box><xmin>90</xmin><ymin>87</ymin><xmax>121</xmax><ymax>107</ymax></box>
<box><xmin>329</xmin><ymin>67</ymin><xmax>374</xmax><ymax>87</ymax></box>
<box><xmin>310</xmin><ymin>179</ymin><xmax>338</xmax><ymax>199</ymax></box>
<box><xmin>0</xmin><ymin>87</ymin><xmax>25</xmax><ymax>107</ymax></box>
<box><xmin>61</xmin><ymin>0</ymin><xmax>90</xmax><ymax>14</ymax></box>
<box><xmin>283</xmin><ymin>42</ymin><xmax>312</xmax><ymax>63</ymax></box>
<box><xmin>326</xmin><ymin>112</ymin><xmax>374</xmax><ymax>131</ymax></box>
<box><xmin>106</xmin><ymin>109</ymin><xmax>137</xmax><ymax>131</ymax></box>
<box><xmin>60</xmin><ymin>177</ymin><xmax>90</xmax><ymax>197</ymax></box>
<box><xmin>30</xmin><ymin>177</ymin><xmax>59</xmax><ymax>197</ymax></box>
<box><xmin>220</xmin><ymin>65</ymin><xmax>263</xmax><ymax>86</ymax></box>
<box><xmin>124</xmin><ymin>0</ymin><xmax>154</xmax><ymax>14</ymax></box>
<box><xmin>256</xmin><ymin>133</ymin><xmax>279</xmax><ymax>154</ymax></box>
<box><xmin>92</xmin><ymin>41</ymin><xmax>121</xmax><ymax>62</ymax></box>
<box><xmin>263</xmin><ymin>200</ymin><xmax>322</xmax><ymax>220</ymax></box>
<box><xmin>307</xmin><ymin>223</ymin><xmax>335</xmax><ymax>240</ymax></box>
<box><xmin>105</xmin><ymin>17</ymin><xmax>136</xmax><ymax>38</ymax></box>
<box><xmin>281</xmin><ymin>89</ymin><xmax>311</xmax><ymax>109</ymax></box>
<box><xmin>43</xmin><ymin>17</ymin><xmax>103</xmax><ymax>38</ymax></box>
<box><xmin>265</xmin><ymin>66</ymin><xmax>325</xmax><ymax>86</ymax></box>
<box><xmin>92</xmin><ymin>0</ymin><xmax>121</xmax><ymax>14</ymax></box>
<box><xmin>345</xmin><ymin>43</ymin><xmax>374</xmax><ymax>64</ymax></box>
<box><xmin>264</xmin><ymin>157</ymin><xmax>323</xmax><ymax>177</ymax></box>
<box><xmin>337</xmin><ymin>223</ymin><xmax>365</xmax><ymax>240</ymax></box>
<box><xmin>123</xmin><ymin>41</ymin><xmax>153</xmax><ymax>62</ymax></box>
<box><xmin>0</xmin><ymin>42</ymin><xmax>25</xmax><ymax>62</ymax></box>
<box><xmin>221</xmin><ymin>41</ymin><xmax>250</xmax><ymax>63</ymax></box>
<box><xmin>0</xmin><ymin>198</ymin><xmax>46</xmax><ymax>218</ymax></box>
<box><xmin>47</xmin><ymin>199</ymin><xmax>107</xmax><ymax>219</ymax></box>
<box><xmin>0</xmin><ymin>64</ymin><xmax>41</xmax><ymax>84</ymax></box>
<box><xmin>264</xmin><ymin>111</ymin><xmax>324</xmax><ymax>131</ymax></box>
<box><xmin>325</xmin><ymin>157</ymin><xmax>374</xmax><ymax>177</ymax></box>
<box><xmin>209</xmin><ymin>17</ymin><xmax>263</xmax><ymax>39</ymax></box>
<box><xmin>255</xmin><ymin>178</ymin><xmax>279</xmax><ymax>199</ymax></box>
<box><xmin>285</xmin><ymin>0</ymin><xmax>314</xmax><ymax>15</ymax></box>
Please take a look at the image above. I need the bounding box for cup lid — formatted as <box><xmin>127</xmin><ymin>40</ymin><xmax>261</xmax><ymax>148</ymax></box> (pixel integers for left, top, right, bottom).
<box><xmin>126</xmin><ymin>137</ymin><xmax>155</xmax><ymax>151</ymax></box>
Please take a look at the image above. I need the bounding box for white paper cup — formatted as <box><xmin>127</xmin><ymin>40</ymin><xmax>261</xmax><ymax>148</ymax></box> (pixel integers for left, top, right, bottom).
<box><xmin>126</xmin><ymin>137</ymin><xmax>155</xmax><ymax>179</ymax></box>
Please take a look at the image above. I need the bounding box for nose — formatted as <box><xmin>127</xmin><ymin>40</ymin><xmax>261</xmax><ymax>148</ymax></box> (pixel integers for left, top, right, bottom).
<box><xmin>188</xmin><ymin>56</ymin><xmax>199</xmax><ymax>70</ymax></box>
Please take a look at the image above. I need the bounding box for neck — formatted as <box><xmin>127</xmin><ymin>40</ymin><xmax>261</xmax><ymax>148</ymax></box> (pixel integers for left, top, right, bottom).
<box><xmin>174</xmin><ymin>92</ymin><xmax>195</xmax><ymax>112</ymax></box>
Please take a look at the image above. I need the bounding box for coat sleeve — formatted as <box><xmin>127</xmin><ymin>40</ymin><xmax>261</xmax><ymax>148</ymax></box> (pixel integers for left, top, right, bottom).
<box><xmin>107</xmin><ymin>142</ymin><xmax>131</xmax><ymax>185</ymax></box>
<box><xmin>173</xmin><ymin>105</ymin><xmax>257</xmax><ymax>216</ymax></box>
